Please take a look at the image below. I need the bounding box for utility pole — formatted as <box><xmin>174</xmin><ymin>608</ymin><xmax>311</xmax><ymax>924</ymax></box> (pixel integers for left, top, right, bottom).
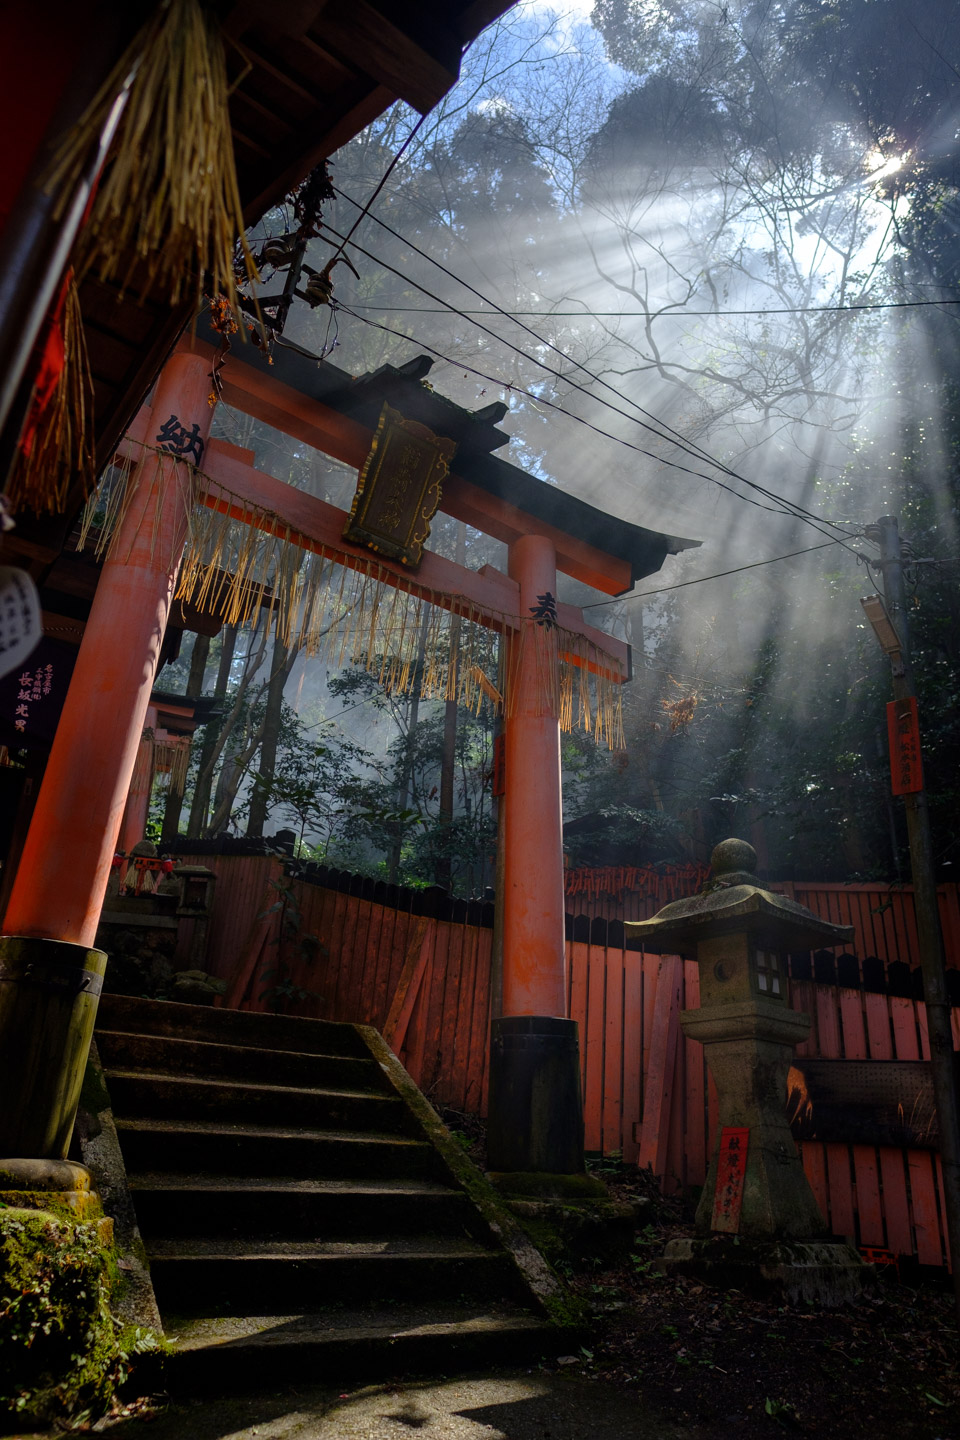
<box><xmin>864</xmin><ymin>514</ymin><xmax>960</xmax><ymax>1315</ymax></box>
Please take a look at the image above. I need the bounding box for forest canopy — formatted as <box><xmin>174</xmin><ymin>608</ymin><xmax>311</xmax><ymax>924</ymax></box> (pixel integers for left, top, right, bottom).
<box><xmin>148</xmin><ymin>0</ymin><xmax>960</xmax><ymax>889</ymax></box>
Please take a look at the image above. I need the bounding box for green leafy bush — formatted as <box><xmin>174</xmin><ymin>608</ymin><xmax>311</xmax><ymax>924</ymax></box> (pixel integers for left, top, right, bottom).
<box><xmin>0</xmin><ymin>1207</ymin><xmax>161</xmax><ymax>1429</ymax></box>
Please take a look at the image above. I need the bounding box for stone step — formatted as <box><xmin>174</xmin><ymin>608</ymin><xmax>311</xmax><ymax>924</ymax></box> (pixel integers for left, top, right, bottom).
<box><xmin>157</xmin><ymin>1304</ymin><xmax>560</xmax><ymax>1394</ymax></box>
<box><xmin>97</xmin><ymin>1030</ymin><xmax>385</xmax><ymax>1093</ymax></box>
<box><xmin>96</xmin><ymin>993</ymin><xmax>368</xmax><ymax>1058</ymax></box>
<box><xmin>148</xmin><ymin>1237</ymin><xmax>522</xmax><ymax>1310</ymax></box>
<box><xmin>103</xmin><ymin>1069</ymin><xmax>409</xmax><ymax>1134</ymax></box>
<box><xmin>128</xmin><ymin>1174</ymin><xmax>482</xmax><ymax>1241</ymax></box>
<box><xmin>115</xmin><ymin>1118</ymin><xmax>441</xmax><ymax>1182</ymax></box>
<box><xmin>92</xmin><ymin>995</ymin><xmax>568</xmax><ymax>1395</ymax></box>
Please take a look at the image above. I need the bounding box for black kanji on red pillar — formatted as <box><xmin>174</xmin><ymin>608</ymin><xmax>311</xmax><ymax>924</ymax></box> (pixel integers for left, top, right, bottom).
<box><xmin>529</xmin><ymin>591</ymin><xmax>557</xmax><ymax>628</ymax></box>
<box><xmin>155</xmin><ymin>413</ymin><xmax>205</xmax><ymax>467</ymax></box>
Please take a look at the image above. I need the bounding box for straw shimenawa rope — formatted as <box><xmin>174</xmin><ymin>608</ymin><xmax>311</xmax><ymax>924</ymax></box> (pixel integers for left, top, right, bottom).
<box><xmin>43</xmin><ymin>0</ymin><xmax>259</xmax><ymax>316</ymax></box>
<box><xmin>79</xmin><ymin>445</ymin><xmax>626</xmax><ymax>749</ymax></box>
<box><xmin>6</xmin><ymin>272</ymin><xmax>95</xmax><ymax>514</ymax></box>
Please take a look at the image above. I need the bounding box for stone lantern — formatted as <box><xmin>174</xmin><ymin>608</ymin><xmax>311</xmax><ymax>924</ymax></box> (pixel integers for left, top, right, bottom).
<box><xmin>627</xmin><ymin>838</ymin><xmax>866</xmax><ymax>1303</ymax></box>
<box><xmin>173</xmin><ymin>864</ymin><xmax>217</xmax><ymax>969</ymax></box>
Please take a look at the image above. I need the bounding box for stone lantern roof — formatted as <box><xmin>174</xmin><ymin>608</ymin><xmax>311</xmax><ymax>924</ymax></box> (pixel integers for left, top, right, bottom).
<box><xmin>626</xmin><ymin>838</ymin><xmax>854</xmax><ymax>955</ymax></box>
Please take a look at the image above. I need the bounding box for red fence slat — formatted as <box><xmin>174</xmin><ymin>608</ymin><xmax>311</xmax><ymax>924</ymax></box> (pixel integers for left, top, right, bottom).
<box><xmin>637</xmin><ymin>955</ymin><xmax>682</xmax><ymax>1183</ymax></box>
<box><xmin>683</xmin><ymin>961</ymin><xmax>706</xmax><ymax>1187</ymax></box>
<box><xmin>603</xmin><ymin>945</ymin><xmax>624</xmax><ymax>1159</ymax></box>
<box><xmin>181</xmin><ymin>854</ymin><xmax>960</xmax><ymax>1271</ymax></box>
<box><xmin>584</xmin><ymin>940</ymin><xmax>606</xmax><ymax>1153</ymax></box>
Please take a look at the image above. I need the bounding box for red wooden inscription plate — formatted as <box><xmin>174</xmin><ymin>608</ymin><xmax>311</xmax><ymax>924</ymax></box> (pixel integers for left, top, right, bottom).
<box><xmin>711</xmin><ymin>1126</ymin><xmax>750</xmax><ymax>1233</ymax></box>
<box><xmin>887</xmin><ymin>696</ymin><xmax>923</xmax><ymax>796</ymax></box>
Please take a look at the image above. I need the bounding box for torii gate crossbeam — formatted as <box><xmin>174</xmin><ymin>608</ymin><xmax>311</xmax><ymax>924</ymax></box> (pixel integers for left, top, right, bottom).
<box><xmin>0</xmin><ymin>347</ymin><xmax>697</xmax><ymax>1182</ymax></box>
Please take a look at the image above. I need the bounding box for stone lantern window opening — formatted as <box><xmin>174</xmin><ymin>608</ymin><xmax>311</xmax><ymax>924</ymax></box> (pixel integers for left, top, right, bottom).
<box><xmin>755</xmin><ymin>948</ymin><xmax>782</xmax><ymax>998</ymax></box>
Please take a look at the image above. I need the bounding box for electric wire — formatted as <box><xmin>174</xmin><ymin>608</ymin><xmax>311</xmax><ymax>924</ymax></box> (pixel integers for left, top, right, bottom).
<box><xmin>582</xmin><ymin>540</ymin><xmax>845</xmax><ymax>605</ymax></box>
<box><xmin>324</xmin><ymin>194</ymin><xmax>862</xmax><ymax>541</ymax></box>
<box><xmin>321</xmin><ymin>114</ymin><xmax>427</xmax><ymax>272</ymax></box>
<box><xmin>322</xmin><ymin>210</ymin><xmax>854</xmax><ymax>537</ymax></box>
<box><xmin>330</xmin><ymin>300</ymin><xmax>864</xmax><ymax>558</ymax></box>
<box><xmin>344</xmin><ymin>297</ymin><xmax>960</xmax><ymax>318</ymax></box>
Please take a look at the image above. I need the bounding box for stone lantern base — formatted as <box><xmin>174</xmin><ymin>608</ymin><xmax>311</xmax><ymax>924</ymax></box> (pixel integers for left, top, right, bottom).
<box><xmin>661</xmin><ymin>1234</ymin><xmax>868</xmax><ymax>1307</ymax></box>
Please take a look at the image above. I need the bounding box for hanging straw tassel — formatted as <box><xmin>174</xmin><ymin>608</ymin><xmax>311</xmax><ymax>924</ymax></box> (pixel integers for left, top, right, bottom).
<box><xmin>43</xmin><ymin>0</ymin><xmax>258</xmax><ymax>318</ymax></box>
<box><xmin>81</xmin><ymin>438</ymin><xmax>626</xmax><ymax>747</ymax></box>
<box><xmin>7</xmin><ymin>272</ymin><xmax>95</xmax><ymax>514</ymax></box>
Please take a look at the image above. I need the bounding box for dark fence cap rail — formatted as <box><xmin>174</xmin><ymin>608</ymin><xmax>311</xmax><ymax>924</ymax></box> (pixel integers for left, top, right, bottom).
<box><xmin>167</xmin><ymin>848</ymin><xmax>960</xmax><ymax>1000</ymax></box>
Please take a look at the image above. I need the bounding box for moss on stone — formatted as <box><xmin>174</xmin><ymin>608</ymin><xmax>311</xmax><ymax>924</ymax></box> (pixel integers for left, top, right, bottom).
<box><xmin>79</xmin><ymin>1050</ymin><xmax>114</xmax><ymax>1118</ymax></box>
<box><xmin>504</xmin><ymin>1198</ymin><xmax>635</xmax><ymax>1272</ymax></box>
<box><xmin>487</xmin><ymin>1171</ymin><xmax>609</xmax><ymax>1201</ymax></box>
<box><xmin>355</xmin><ymin>1024</ymin><xmax>566</xmax><ymax>1312</ymax></box>
<box><xmin>540</xmin><ymin>1288</ymin><xmax>592</xmax><ymax>1329</ymax></box>
<box><xmin>0</xmin><ymin>1206</ymin><xmax>164</xmax><ymax>1429</ymax></box>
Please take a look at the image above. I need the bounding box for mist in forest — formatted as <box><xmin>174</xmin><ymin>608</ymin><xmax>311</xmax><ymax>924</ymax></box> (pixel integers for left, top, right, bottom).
<box><xmin>170</xmin><ymin>0</ymin><xmax>960</xmax><ymax>885</ymax></box>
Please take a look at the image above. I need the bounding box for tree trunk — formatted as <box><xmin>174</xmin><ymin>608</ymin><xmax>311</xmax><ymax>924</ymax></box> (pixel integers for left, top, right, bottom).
<box><xmin>207</xmin><ymin>718</ymin><xmax>265</xmax><ymax>836</ymax></box>
<box><xmin>161</xmin><ymin>633</ymin><xmax>209</xmax><ymax>843</ymax></box>
<box><xmin>387</xmin><ymin>611</ymin><xmax>432</xmax><ymax>883</ymax></box>
<box><xmin>187</xmin><ymin>625</ymin><xmax>238</xmax><ymax>837</ymax></box>
<box><xmin>246</xmin><ymin>636</ymin><xmax>292</xmax><ymax>837</ymax></box>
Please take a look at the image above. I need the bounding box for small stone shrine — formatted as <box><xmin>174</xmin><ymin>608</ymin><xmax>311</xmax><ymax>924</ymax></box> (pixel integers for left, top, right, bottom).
<box><xmin>627</xmin><ymin>838</ymin><xmax>867</xmax><ymax>1304</ymax></box>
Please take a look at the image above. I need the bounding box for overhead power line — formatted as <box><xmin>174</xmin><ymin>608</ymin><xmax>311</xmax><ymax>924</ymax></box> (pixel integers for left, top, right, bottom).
<box><xmin>330</xmin><ymin>298</ymin><xmax>863</xmax><ymax>561</ymax></box>
<box><xmin>323</xmin><ymin>114</ymin><xmax>427</xmax><ymax>272</ymax></box>
<box><xmin>582</xmin><ymin>540</ymin><xmax>844</xmax><ymax>606</ymax></box>
<box><xmin>322</xmin><ymin>198</ymin><xmax>861</xmax><ymax>547</ymax></box>
<box><xmin>345</xmin><ymin>298</ymin><xmax>960</xmax><ymax>318</ymax></box>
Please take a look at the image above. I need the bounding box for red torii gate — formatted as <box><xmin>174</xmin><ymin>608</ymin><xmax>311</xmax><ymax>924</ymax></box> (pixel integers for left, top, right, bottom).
<box><xmin>0</xmin><ymin>344</ymin><xmax>696</xmax><ymax>1176</ymax></box>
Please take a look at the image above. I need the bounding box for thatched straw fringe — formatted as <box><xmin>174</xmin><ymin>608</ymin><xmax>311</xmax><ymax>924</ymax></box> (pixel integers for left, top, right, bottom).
<box><xmin>80</xmin><ymin>444</ymin><xmax>625</xmax><ymax>748</ymax></box>
<box><xmin>77</xmin><ymin>450</ymin><xmax>201</xmax><ymax>572</ymax></box>
<box><xmin>153</xmin><ymin>736</ymin><xmax>191</xmax><ymax>793</ymax></box>
<box><xmin>7</xmin><ymin>273</ymin><xmax>95</xmax><ymax>515</ymax></box>
<box><xmin>42</xmin><ymin>0</ymin><xmax>258</xmax><ymax>320</ymax></box>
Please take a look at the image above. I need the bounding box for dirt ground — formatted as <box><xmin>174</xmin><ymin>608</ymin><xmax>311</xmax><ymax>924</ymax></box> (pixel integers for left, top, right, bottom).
<box><xmin>18</xmin><ymin>1129</ymin><xmax>960</xmax><ymax>1439</ymax></box>
<box><xmin>563</xmin><ymin>1162</ymin><xmax>960</xmax><ymax>1440</ymax></box>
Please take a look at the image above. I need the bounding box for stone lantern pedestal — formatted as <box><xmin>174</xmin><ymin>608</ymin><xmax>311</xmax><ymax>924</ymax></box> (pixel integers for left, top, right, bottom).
<box><xmin>627</xmin><ymin>839</ymin><xmax>867</xmax><ymax>1305</ymax></box>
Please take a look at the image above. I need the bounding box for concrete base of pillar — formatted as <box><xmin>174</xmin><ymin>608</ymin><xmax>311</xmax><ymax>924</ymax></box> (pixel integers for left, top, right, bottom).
<box><xmin>0</xmin><ymin>935</ymin><xmax>107</xmax><ymax>1158</ymax></box>
<box><xmin>487</xmin><ymin>1171</ymin><xmax>608</xmax><ymax>1200</ymax></box>
<box><xmin>487</xmin><ymin>1016</ymin><xmax>585</xmax><ymax>1174</ymax></box>
<box><xmin>661</xmin><ymin>1235</ymin><xmax>868</xmax><ymax>1306</ymax></box>
<box><xmin>499</xmin><ymin>1193</ymin><xmax>636</xmax><ymax>1271</ymax></box>
<box><xmin>0</xmin><ymin>1157</ymin><xmax>104</xmax><ymax>1223</ymax></box>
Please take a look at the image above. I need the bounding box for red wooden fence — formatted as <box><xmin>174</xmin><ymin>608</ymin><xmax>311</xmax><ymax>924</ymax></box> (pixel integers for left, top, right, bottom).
<box><xmin>173</xmin><ymin>853</ymin><xmax>960</xmax><ymax>1268</ymax></box>
<box><xmin>563</xmin><ymin>871</ymin><xmax>960</xmax><ymax>980</ymax></box>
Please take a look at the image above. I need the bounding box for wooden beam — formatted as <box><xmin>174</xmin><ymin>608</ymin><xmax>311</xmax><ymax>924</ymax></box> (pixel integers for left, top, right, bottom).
<box><xmin>241</xmin><ymin>85</ymin><xmax>398</xmax><ymax>223</ymax></box>
<box><xmin>117</xmin><ymin>422</ymin><xmax>631</xmax><ymax>673</ymax></box>
<box><xmin>442</xmin><ymin>475</ymin><xmax>633</xmax><ymax>596</ymax></box>
<box><xmin>179</xmin><ymin>337</ymin><xmax>637</xmax><ymax>596</ymax></box>
<box><xmin>116</xmin><ymin>431</ymin><xmax>523</xmax><ymax>629</ymax></box>
<box><xmin>308</xmin><ymin>0</ymin><xmax>461</xmax><ymax>116</ymax></box>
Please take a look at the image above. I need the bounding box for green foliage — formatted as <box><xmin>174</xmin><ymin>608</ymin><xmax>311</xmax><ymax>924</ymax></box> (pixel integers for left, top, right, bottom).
<box><xmin>0</xmin><ymin>1208</ymin><xmax>164</xmax><ymax>1428</ymax></box>
<box><xmin>241</xmin><ymin>710</ymin><xmax>373</xmax><ymax>855</ymax></box>
<box><xmin>159</xmin><ymin>2</ymin><xmax>960</xmax><ymax>887</ymax></box>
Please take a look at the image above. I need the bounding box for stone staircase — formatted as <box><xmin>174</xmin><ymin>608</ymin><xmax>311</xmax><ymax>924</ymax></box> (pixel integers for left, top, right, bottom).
<box><xmin>89</xmin><ymin>995</ymin><xmax>565</xmax><ymax>1391</ymax></box>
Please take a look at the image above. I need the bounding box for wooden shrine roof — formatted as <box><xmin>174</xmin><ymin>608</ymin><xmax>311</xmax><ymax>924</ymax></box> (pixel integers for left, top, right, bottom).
<box><xmin>8</xmin><ymin>0</ymin><xmax>514</xmax><ymax>576</ymax></box>
<box><xmin>84</xmin><ymin>0</ymin><xmax>513</xmax><ymax>474</ymax></box>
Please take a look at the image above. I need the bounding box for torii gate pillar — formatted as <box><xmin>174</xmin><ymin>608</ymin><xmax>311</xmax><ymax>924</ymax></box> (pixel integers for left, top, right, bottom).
<box><xmin>0</xmin><ymin>351</ymin><xmax>214</xmax><ymax>1160</ymax></box>
<box><xmin>487</xmin><ymin>533</ymin><xmax>587</xmax><ymax>1180</ymax></box>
